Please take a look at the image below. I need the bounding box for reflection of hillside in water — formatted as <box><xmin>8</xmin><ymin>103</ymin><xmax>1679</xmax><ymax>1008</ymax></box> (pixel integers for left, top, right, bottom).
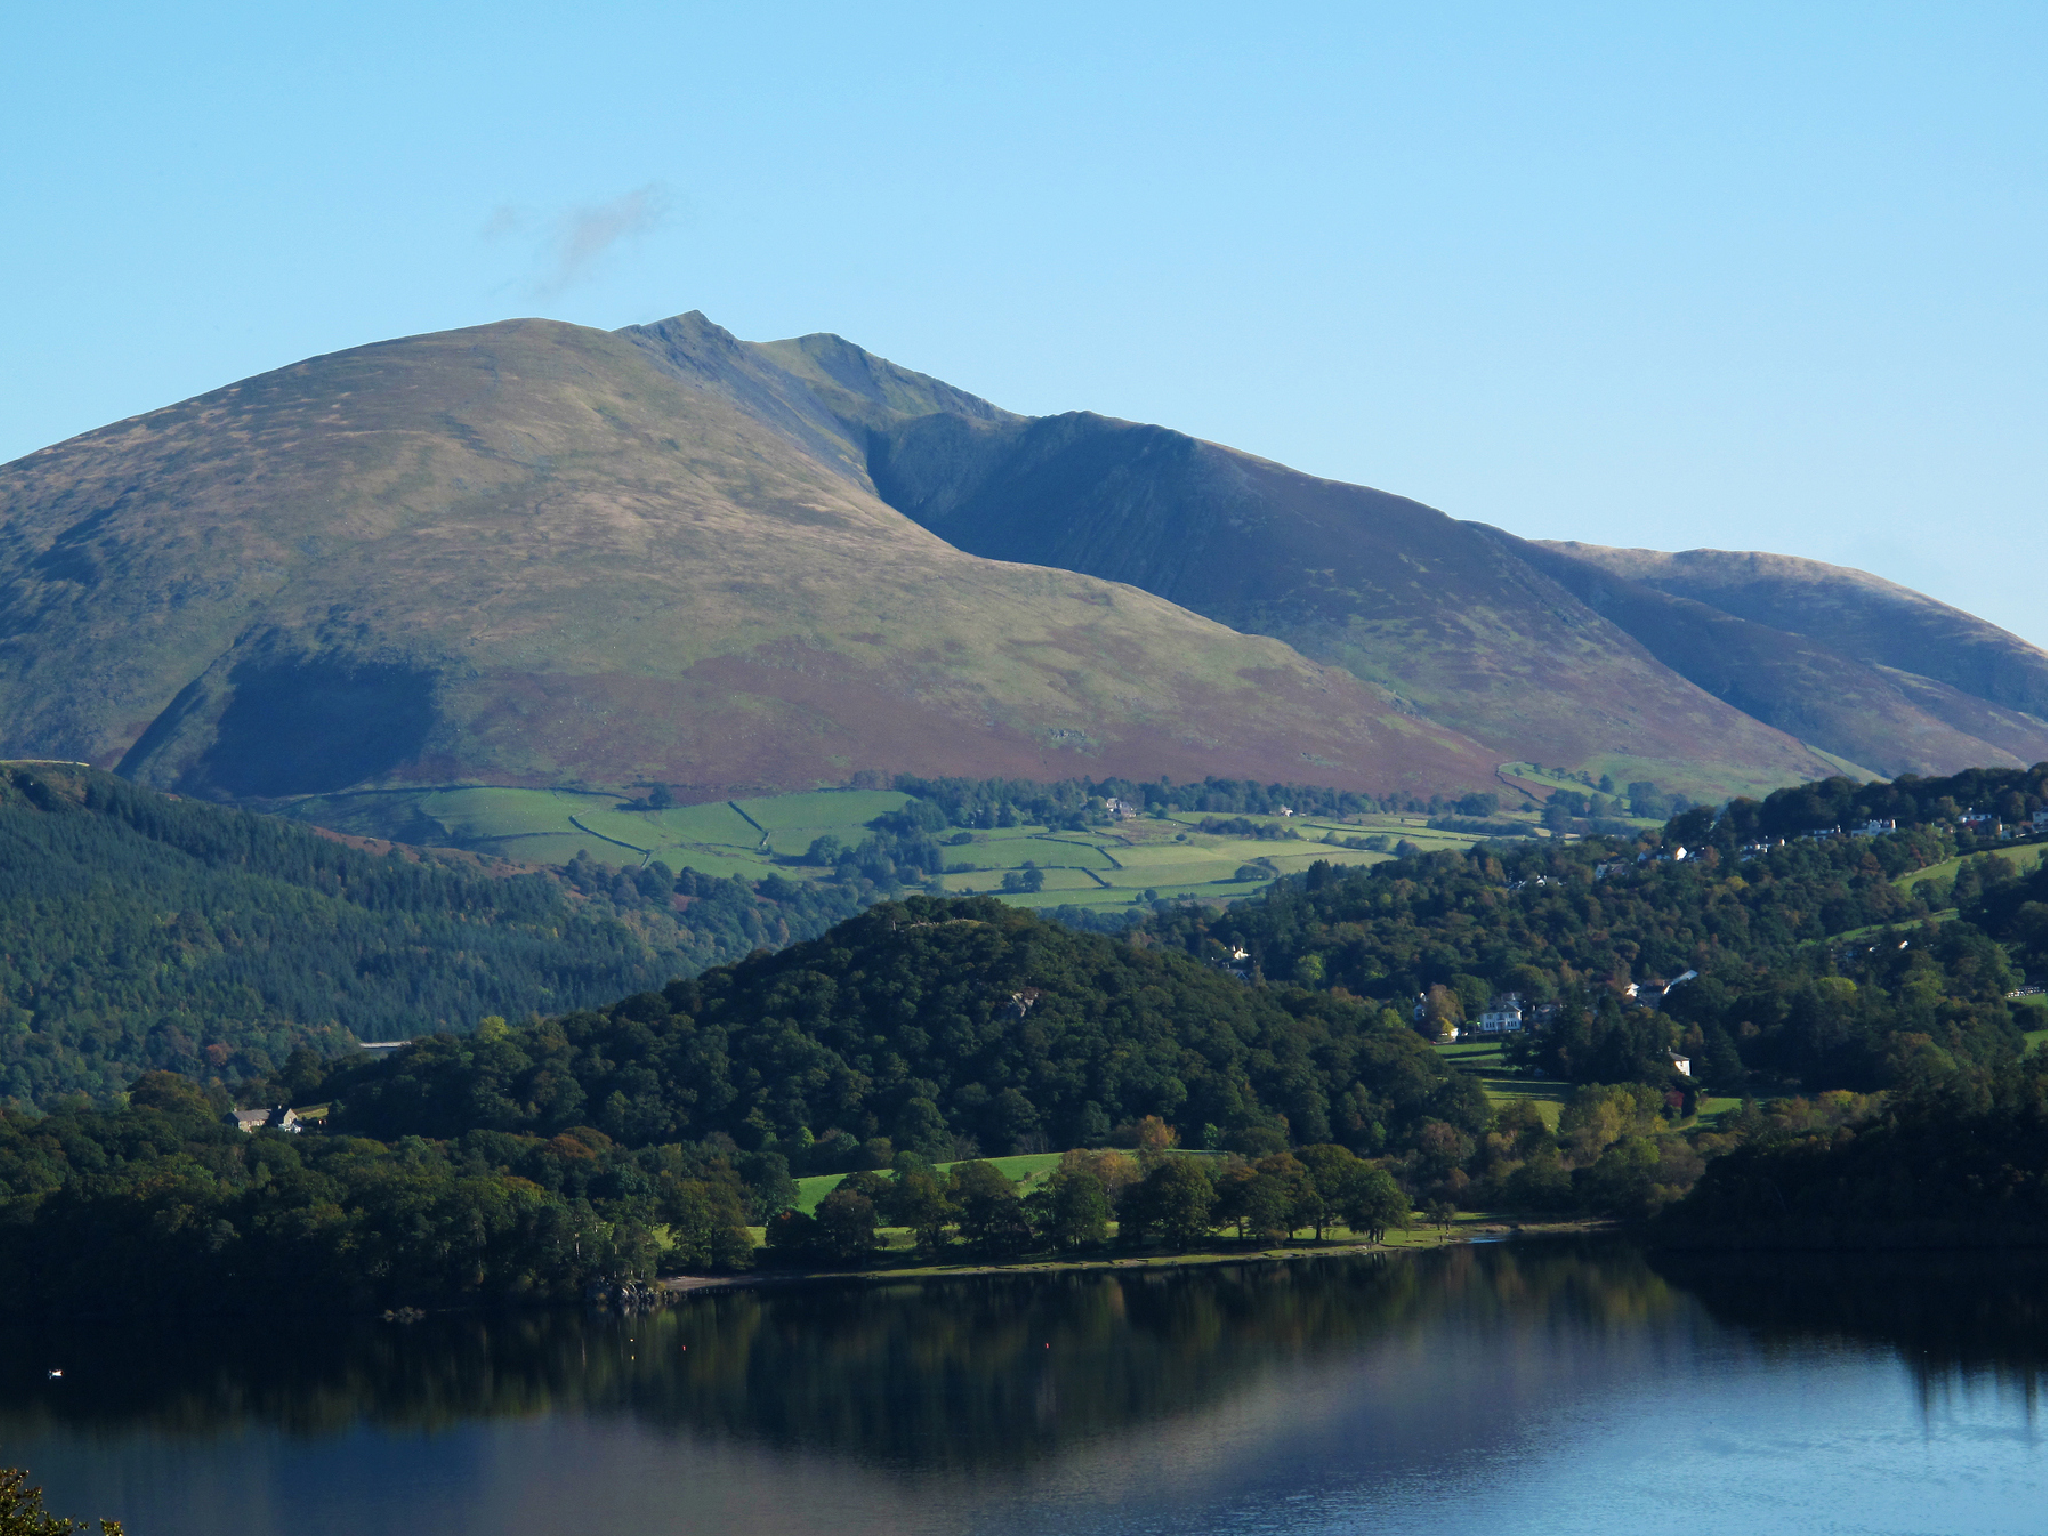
<box><xmin>2</xmin><ymin>1244</ymin><xmax>1686</xmax><ymax>1466</ymax></box>
<box><xmin>1651</xmin><ymin>1249</ymin><xmax>2048</xmax><ymax>1402</ymax></box>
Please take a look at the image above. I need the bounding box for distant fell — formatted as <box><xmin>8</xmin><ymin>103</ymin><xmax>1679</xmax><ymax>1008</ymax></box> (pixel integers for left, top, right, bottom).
<box><xmin>778</xmin><ymin>382</ymin><xmax>1840</xmax><ymax>798</ymax></box>
<box><xmin>1523</xmin><ymin>542</ymin><xmax>2048</xmax><ymax>776</ymax></box>
<box><xmin>0</xmin><ymin>315</ymin><xmax>1495</xmax><ymax>802</ymax></box>
<box><xmin>7</xmin><ymin>306</ymin><xmax>2038</xmax><ymax>812</ymax></box>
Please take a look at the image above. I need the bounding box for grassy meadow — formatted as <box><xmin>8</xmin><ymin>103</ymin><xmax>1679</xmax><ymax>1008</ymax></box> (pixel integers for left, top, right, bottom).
<box><xmin>284</xmin><ymin>784</ymin><xmax>1555</xmax><ymax>910</ymax></box>
<box><xmin>1434</xmin><ymin>1039</ymin><xmax>1570</xmax><ymax>1128</ymax></box>
<box><xmin>1891</xmin><ymin>837</ymin><xmax>2048</xmax><ymax>896</ymax></box>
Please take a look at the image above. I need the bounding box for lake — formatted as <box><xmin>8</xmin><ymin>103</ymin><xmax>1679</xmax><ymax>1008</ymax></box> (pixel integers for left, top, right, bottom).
<box><xmin>3</xmin><ymin>1240</ymin><xmax>2044</xmax><ymax>1534</ymax></box>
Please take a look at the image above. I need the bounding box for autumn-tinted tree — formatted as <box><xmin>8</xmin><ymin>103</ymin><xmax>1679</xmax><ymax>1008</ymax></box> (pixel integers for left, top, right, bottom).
<box><xmin>0</xmin><ymin>1469</ymin><xmax>121</xmax><ymax>1536</ymax></box>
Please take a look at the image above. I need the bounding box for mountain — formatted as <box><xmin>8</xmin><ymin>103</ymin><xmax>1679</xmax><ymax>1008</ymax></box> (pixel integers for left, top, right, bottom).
<box><xmin>4</xmin><ymin>308</ymin><xmax>2039</xmax><ymax>812</ymax></box>
<box><xmin>0</xmin><ymin>317</ymin><xmax>1496</xmax><ymax>802</ymax></box>
<box><xmin>746</xmin><ymin>324</ymin><xmax>2048</xmax><ymax>792</ymax></box>
<box><xmin>1518</xmin><ymin>543</ymin><xmax>2048</xmax><ymax>777</ymax></box>
<box><xmin>736</xmin><ymin>340</ymin><xmax>1846</xmax><ymax>798</ymax></box>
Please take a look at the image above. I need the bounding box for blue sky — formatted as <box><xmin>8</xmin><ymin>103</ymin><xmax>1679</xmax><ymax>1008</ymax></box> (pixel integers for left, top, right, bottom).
<box><xmin>6</xmin><ymin>2</ymin><xmax>2043</xmax><ymax>643</ymax></box>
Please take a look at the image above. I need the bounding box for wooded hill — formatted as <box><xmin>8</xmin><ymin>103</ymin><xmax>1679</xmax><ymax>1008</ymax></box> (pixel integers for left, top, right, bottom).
<box><xmin>1140</xmin><ymin>761</ymin><xmax>2048</xmax><ymax>1099</ymax></box>
<box><xmin>0</xmin><ymin>763</ymin><xmax>870</xmax><ymax>1107</ymax></box>
<box><xmin>303</xmin><ymin>895</ymin><xmax>1475</xmax><ymax>1160</ymax></box>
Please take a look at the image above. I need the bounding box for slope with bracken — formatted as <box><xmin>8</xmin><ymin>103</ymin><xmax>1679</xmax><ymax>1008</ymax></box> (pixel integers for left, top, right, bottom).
<box><xmin>0</xmin><ymin>318</ymin><xmax>1497</xmax><ymax>803</ymax></box>
<box><xmin>720</xmin><ymin>324</ymin><xmax>1848</xmax><ymax>800</ymax></box>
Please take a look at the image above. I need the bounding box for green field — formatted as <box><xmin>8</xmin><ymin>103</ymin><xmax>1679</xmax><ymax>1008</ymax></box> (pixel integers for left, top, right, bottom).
<box><xmin>1893</xmin><ymin>837</ymin><xmax>2048</xmax><ymax>894</ymax></box>
<box><xmin>283</xmin><ymin>786</ymin><xmax>1549</xmax><ymax>910</ymax></box>
<box><xmin>794</xmin><ymin>1149</ymin><xmax>1234</xmax><ymax>1213</ymax></box>
<box><xmin>1434</xmin><ymin>1039</ymin><xmax>1569</xmax><ymax>1127</ymax></box>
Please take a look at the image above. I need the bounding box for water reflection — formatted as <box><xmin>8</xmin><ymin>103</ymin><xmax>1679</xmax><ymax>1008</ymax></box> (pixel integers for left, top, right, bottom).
<box><xmin>2</xmin><ymin>1245</ymin><xmax>1681</xmax><ymax>1461</ymax></box>
<box><xmin>3</xmin><ymin>1241</ymin><xmax>2045</xmax><ymax>1535</ymax></box>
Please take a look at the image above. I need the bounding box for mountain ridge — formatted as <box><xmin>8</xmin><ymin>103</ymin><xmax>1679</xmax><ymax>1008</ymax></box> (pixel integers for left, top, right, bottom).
<box><xmin>1517</xmin><ymin>541</ymin><xmax>2048</xmax><ymax>776</ymax></box>
<box><xmin>0</xmin><ymin>315</ymin><xmax>1498</xmax><ymax>803</ymax></box>
<box><xmin>5</xmin><ymin>307</ymin><xmax>2040</xmax><ymax>814</ymax></box>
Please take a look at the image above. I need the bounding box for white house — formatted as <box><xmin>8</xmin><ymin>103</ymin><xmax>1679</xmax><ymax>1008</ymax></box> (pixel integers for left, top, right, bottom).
<box><xmin>2033</xmin><ymin>809</ymin><xmax>2048</xmax><ymax>831</ymax></box>
<box><xmin>1475</xmin><ymin>994</ymin><xmax>1525</xmax><ymax>1033</ymax></box>
<box><xmin>233</xmin><ymin>1106</ymin><xmax>300</xmax><ymax>1133</ymax></box>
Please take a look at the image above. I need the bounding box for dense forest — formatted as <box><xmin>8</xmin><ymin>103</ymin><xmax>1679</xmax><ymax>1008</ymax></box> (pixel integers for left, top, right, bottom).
<box><xmin>0</xmin><ymin>765</ymin><xmax>869</xmax><ymax>1106</ymax></box>
<box><xmin>0</xmin><ymin>1069</ymin><xmax>752</xmax><ymax>1313</ymax></box>
<box><xmin>301</xmin><ymin>896</ymin><xmax>1478</xmax><ymax>1160</ymax></box>
<box><xmin>1139</xmin><ymin>763</ymin><xmax>2047</xmax><ymax>1100</ymax></box>
<box><xmin>1665</xmin><ymin>1050</ymin><xmax>2048</xmax><ymax>1241</ymax></box>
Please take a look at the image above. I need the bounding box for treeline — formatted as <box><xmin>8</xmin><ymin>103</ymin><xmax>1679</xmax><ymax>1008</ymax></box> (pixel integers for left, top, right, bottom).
<box><xmin>0</xmin><ymin>766</ymin><xmax>869</xmax><ymax>1108</ymax></box>
<box><xmin>1701</xmin><ymin>761</ymin><xmax>2048</xmax><ymax>844</ymax></box>
<box><xmin>772</xmin><ymin>1143</ymin><xmax>1409</xmax><ymax>1266</ymax></box>
<box><xmin>887</xmin><ymin>773</ymin><xmax>1502</xmax><ymax>831</ymax></box>
<box><xmin>288</xmin><ymin>897</ymin><xmax>1479</xmax><ymax>1162</ymax></box>
<box><xmin>0</xmin><ymin>1071</ymin><xmax>742</xmax><ymax>1313</ymax></box>
<box><xmin>1665</xmin><ymin>1050</ymin><xmax>2048</xmax><ymax>1242</ymax></box>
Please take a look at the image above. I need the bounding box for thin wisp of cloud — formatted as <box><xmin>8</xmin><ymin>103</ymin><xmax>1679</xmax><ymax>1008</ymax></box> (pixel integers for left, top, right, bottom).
<box><xmin>485</xmin><ymin>183</ymin><xmax>673</xmax><ymax>296</ymax></box>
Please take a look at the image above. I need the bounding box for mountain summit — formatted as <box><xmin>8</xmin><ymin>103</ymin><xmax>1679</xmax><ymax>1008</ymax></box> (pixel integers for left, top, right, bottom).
<box><xmin>0</xmin><ymin>315</ymin><xmax>1493</xmax><ymax>800</ymax></box>
<box><xmin>3</xmin><ymin>310</ymin><xmax>2040</xmax><ymax>805</ymax></box>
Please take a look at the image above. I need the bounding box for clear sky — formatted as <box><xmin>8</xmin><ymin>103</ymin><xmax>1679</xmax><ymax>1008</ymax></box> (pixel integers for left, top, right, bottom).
<box><xmin>6</xmin><ymin>2</ymin><xmax>2043</xmax><ymax>643</ymax></box>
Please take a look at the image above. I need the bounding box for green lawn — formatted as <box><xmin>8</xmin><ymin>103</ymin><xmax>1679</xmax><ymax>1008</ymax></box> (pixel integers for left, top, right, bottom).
<box><xmin>1434</xmin><ymin>1039</ymin><xmax>1568</xmax><ymax>1127</ymax></box>
<box><xmin>1893</xmin><ymin>838</ymin><xmax>2048</xmax><ymax>894</ymax></box>
<box><xmin>793</xmin><ymin>1150</ymin><xmax>1237</xmax><ymax>1213</ymax></box>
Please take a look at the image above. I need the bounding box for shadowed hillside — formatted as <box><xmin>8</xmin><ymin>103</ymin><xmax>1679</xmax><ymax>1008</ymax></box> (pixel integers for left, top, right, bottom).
<box><xmin>1499</xmin><ymin>540</ymin><xmax>2048</xmax><ymax>782</ymax></box>
<box><xmin>752</xmin><ymin>352</ymin><xmax>1843</xmax><ymax>800</ymax></box>
<box><xmin>1536</xmin><ymin>544</ymin><xmax>2048</xmax><ymax>722</ymax></box>
<box><xmin>1504</xmin><ymin>537</ymin><xmax>2048</xmax><ymax>776</ymax></box>
<box><xmin>0</xmin><ymin>317</ymin><xmax>1497</xmax><ymax>802</ymax></box>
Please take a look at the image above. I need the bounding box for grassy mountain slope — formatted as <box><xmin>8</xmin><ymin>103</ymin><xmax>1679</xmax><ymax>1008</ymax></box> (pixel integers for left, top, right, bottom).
<box><xmin>1534</xmin><ymin>543</ymin><xmax>2048</xmax><ymax>754</ymax></box>
<box><xmin>0</xmin><ymin>317</ymin><xmax>1497</xmax><ymax>801</ymax></box>
<box><xmin>750</xmin><ymin>350</ymin><xmax>1843</xmax><ymax>800</ymax></box>
<box><xmin>1504</xmin><ymin>536</ymin><xmax>2048</xmax><ymax>776</ymax></box>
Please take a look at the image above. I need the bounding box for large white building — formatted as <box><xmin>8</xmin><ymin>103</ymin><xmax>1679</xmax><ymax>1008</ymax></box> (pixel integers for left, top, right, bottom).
<box><xmin>1475</xmin><ymin>995</ymin><xmax>1525</xmax><ymax>1034</ymax></box>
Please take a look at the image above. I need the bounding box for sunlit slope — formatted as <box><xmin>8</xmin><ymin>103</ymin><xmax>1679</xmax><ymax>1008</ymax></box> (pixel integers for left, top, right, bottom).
<box><xmin>0</xmin><ymin>318</ymin><xmax>1498</xmax><ymax>800</ymax></box>
<box><xmin>1508</xmin><ymin>537</ymin><xmax>2048</xmax><ymax>776</ymax></box>
<box><xmin>769</xmin><ymin>357</ymin><xmax>1843</xmax><ymax>800</ymax></box>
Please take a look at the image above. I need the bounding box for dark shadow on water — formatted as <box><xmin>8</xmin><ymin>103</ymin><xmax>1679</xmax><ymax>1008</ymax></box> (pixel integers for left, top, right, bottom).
<box><xmin>0</xmin><ymin>1244</ymin><xmax>1668</xmax><ymax>1466</ymax></box>
<box><xmin>3</xmin><ymin>1241</ymin><xmax>2043</xmax><ymax>1469</ymax></box>
<box><xmin>1650</xmin><ymin>1247</ymin><xmax>2048</xmax><ymax>1413</ymax></box>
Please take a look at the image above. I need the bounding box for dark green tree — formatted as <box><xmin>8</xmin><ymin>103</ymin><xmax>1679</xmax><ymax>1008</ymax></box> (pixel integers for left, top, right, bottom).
<box><xmin>1027</xmin><ymin>1168</ymin><xmax>1110</xmax><ymax>1250</ymax></box>
<box><xmin>812</xmin><ymin>1186</ymin><xmax>879</xmax><ymax>1263</ymax></box>
<box><xmin>1341</xmin><ymin>1165</ymin><xmax>1411</xmax><ymax>1242</ymax></box>
<box><xmin>1128</xmin><ymin>1157</ymin><xmax>1216</xmax><ymax>1249</ymax></box>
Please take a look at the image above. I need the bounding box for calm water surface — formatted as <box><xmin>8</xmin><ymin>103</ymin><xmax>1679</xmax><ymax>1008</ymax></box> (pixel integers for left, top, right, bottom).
<box><xmin>3</xmin><ymin>1240</ymin><xmax>2044</xmax><ymax>1535</ymax></box>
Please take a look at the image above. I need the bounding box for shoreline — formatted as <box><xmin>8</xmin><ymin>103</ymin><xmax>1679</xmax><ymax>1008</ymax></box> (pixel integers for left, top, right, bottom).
<box><xmin>657</xmin><ymin>1219</ymin><xmax>1618</xmax><ymax>1295</ymax></box>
